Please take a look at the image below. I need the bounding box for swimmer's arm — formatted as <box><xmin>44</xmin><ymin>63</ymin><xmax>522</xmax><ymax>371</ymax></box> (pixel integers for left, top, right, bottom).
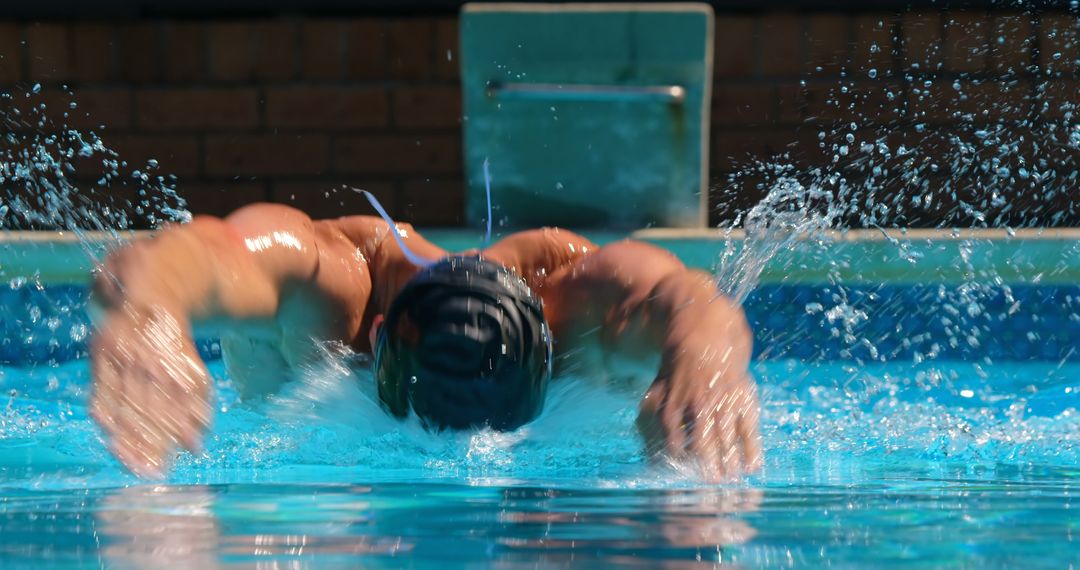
<box><xmin>89</xmin><ymin>203</ymin><xmax>363</xmax><ymax>476</ymax></box>
<box><xmin>546</xmin><ymin>240</ymin><xmax>761</xmax><ymax>481</ymax></box>
<box><xmin>481</xmin><ymin>228</ymin><xmax>598</xmax><ymax>289</ymax></box>
<box><xmin>331</xmin><ymin>215</ymin><xmax>448</xmax><ymax>314</ymax></box>
<box><xmin>93</xmin><ymin>205</ymin><xmax>319</xmax><ymax>326</ymax></box>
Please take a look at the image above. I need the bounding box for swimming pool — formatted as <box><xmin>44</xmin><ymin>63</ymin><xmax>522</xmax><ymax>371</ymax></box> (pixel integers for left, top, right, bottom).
<box><xmin>0</xmin><ymin>231</ymin><xmax>1077</xmax><ymax>568</ymax></box>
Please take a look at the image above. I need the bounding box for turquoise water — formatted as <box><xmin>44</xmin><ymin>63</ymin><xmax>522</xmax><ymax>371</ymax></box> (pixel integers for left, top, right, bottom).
<box><xmin>1</xmin><ymin>274</ymin><xmax>1077</xmax><ymax>567</ymax></box>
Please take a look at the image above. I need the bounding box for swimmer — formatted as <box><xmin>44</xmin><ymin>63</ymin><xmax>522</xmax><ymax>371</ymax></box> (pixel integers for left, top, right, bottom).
<box><xmin>89</xmin><ymin>203</ymin><xmax>760</xmax><ymax>481</ymax></box>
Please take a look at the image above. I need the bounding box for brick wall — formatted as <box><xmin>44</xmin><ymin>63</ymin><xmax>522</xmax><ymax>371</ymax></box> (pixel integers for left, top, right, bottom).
<box><xmin>0</xmin><ymin>18</ymin><xmax>463</xmax><ymax>227</ymax></box>
<box><xmin>709</xmin><ymin>10</ymin><xmax>1078</xmax><ymax>227</ymax></box>
<box><xmin>0</xmin><ymin>10</ymin><xmax>1076</xmax><ymax>228</ymax></box>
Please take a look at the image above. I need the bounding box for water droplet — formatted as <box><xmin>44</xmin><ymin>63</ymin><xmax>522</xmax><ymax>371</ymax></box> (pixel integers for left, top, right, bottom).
<box><xmin>868</xmin><ymin>68</ymin><xmax>878</xmax><ymax>79</ymax></box>
<box><xmin>31</xmin><ymin>83</ymin><xmax>40</xmax><ymax>94</ymax></box>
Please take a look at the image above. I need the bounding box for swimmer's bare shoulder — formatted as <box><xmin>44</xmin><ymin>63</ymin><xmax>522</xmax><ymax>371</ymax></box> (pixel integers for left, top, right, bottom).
<box><xmin>88</xmin><ymin>203</ymin><xmax>434</xmax><ymax>475</ymax></box>
<box><xmin>479</xmin><ymin>231</ymin><xmax>760</xmax><ymax>480</ymax></box>
<box><xmin>539</xmin><ymin>240</ymin><xmax>762</xmax><ymax>481</ymax></box>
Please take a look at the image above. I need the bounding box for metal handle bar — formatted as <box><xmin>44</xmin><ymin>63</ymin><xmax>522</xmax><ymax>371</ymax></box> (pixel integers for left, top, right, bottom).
<box><xmin>488</xmin><ymin>82</ymin><xmax>686</xmax><ymax>105</ymax></box>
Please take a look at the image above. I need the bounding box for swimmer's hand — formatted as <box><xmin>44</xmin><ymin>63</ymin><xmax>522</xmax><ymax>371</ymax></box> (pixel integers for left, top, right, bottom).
<box><xmin>636</xmin><ymin>334</ymin><xmax>762</xmax><ymax>483</ymax></box>
<box><xmin>89</xmin><ymin>305</ymin><xmax>211</xmax><ymax>478</ymax></box>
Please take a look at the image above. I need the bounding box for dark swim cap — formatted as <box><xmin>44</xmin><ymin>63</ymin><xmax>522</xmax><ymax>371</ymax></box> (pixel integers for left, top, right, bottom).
<box><xmin>374</xmin><ymin>256</ymin><xmax>552</xmax><ymax>431</ymax></box>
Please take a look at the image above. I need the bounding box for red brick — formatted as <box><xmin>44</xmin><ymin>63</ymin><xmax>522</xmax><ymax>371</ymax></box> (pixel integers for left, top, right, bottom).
<box><xmin>792</xmin><ymin>128</ymin><xmax>832</xmax><ymax>168</ymax></box>
<box><xmin>209</xmin><ymin>22</ymin><xmax>254</xmax><ymax>81</ymax></box>
<box><xmin>205</xmin><ymin>134</ymin><xmax>329</xmax><ymax>176</ymax></box>
<box><xmin>759</xmin><ymin>13</ymin><xmax>801</xmax><ymax>75</ymax></box>
<box><xmin>433</xmin><ymin>17</ymin><xmax>459</xmax><ymax>81</ymax></box>
<box><xmin>163</xmin><ymin>22</ymin><xmax>206</xmax><ymax>82</ymax></box>
<box><xmin>271</xmin><ymin>180</ymin><xmax>397</xmax><ymax>219</ymax></box>
<box><xmin>805</xmin><ymin>14</ymin><xmax>850</xmax><ymax>74</ymax></box>
<box><xmin>971</xmin><ymin>80</ymin><xmax>1031</xmax><ymax>121</ymax></box>
<box><xmin>254</xmin><ymin>21</ymin><xmax>296</xmax><ymax>81</ymax></box>
<box><xmin>802</xmin><ymin>81</ymin><xmax>904</xmax><ymax>124</ymax></box>
<box><xmin>346</xmin><ymin>19</ymin><xmax>387</xmax><ymax>80</ymax></box>
<box><xmin>392</xmin><ymin>86</ymin><xmax>461</xmax><ymax>128</ymax></box>
<box><xmin>909</xmin><ymin>80</ymin><xmax>1030</xmax><ymax>122</ymax></box>
<box><xmin>902</xmin><ymin>12</ymin><xmax>942</xmax><ymax>71</ymax></box>
<box><xmin>69</xmin><ymin>24</ymin><xmax>114</xmax><ymax>82</ymax></box>
<box><xmin>400</xmin><ymin>179</ymin><xmax>464</xmax><ymax>226</ymax></box>
<box><xmin>48</xmin><ymin>88</ymin><xmax>132</xmax><ymax>129</ymax></box>
<box><xmin>708</xmin><ymin>173</ymin><xmax>767</xmax><ymax>226</ymax></box>
<box><xmin>180</xmin><ymin>182</ymin><xmax>268</xmax><ymax>217</ymax></box>
<box><xmin>943</xmin><ymin>13</ymin><xmax>989</xmax><ymax>73</ymax></box>
<box><xmin>963</xmin><ymin>125</ymin><xmax>1042</xmax><ymax>173</ymax></box>
<box><xmin>989</xmin><ymin>14</ymin><xmax>1033</xmax><ymax>74</ymax></box>
<box><xmin>710</xmin><ymin>84</ymin><xmax>776</xmax><ymax>125</ymax></box>
<box><xmin>1040</xmin><ymin>80</ymin><xmax>1080</xmax><ymax>120</ymax></box>
<box><xmin>335</xmin><ymin>134</ymin><xmax>461</xmax><ymax>175</ymax></box>
<box><xmin>884</xmin><ymin>126</ymin><xmax>952</xmax><ymax>169</ymax></box>
<box><xmin>1040</xmin><ymin>14</ymin><xmax>1080</xmax><ymax>73</ymax></box>
<box><xmin>713</xmin><ymin>15</ymin><xmax>756</xmax><ymax>78</ymax></box>
<box><xmin>0</xmin><ymin>24</ymin><xmax>23</xmax><ymax>82</ymax></box>
<box><xmin>388</xmin><ymin>19</ymin><xmax>434</xmax><ymax>80</ymax></box>
<box><xmin>775</xmin><ymin>83</ymin><xmax>804</xmax><ymax>123</ymax></box>
<box><xmin>265</xmin><ymin>87</ymin><xmax>389</xmax><ymax>129</ymax></box>
<box><xmin>5</xmin><ymin>91</ymin><xmax>57</xmax><ymax>132</ymax></box>
<box><xmin>853</xmin><ymin>14</ymin><xmax>895</xmax><ymax>76</ymax></box>
<box><xmin>103</xmin><ymin>134</ymin><xmax>201</xmax><ymax>177</ymax></box>
<box><xmin>117</xmin><ymin>23</ymin><xmax>160</xmax><ymax>83</ymax></box>
<box><xmin>799</xmin><ymin>81</ymin><xmax>838</xmax><ymax>121</ymax></box>
<box><xmin>301</xmin><ymin>21</ymin><xmax>344</xmax><ymax>80</ymax></box>
<box><xmin>136</xmin><ymin>88</ymin><xmax>259</xmax><ymax>130</ymax></box>
<box><xmin>26</xmin><ymin>23</ymin><xmax>69</xmax><ymax>81</ymax></box>
<box><xmin>710</xmin><ymin>128</ymin><xmax>800</xmax><ymax>171</ymax></box>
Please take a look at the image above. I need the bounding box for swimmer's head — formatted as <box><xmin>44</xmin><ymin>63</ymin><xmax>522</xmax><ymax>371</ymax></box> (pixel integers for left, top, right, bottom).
<box><xmin>374</xmin><ymin>256</ymin><xmax>552</xmax><ymax>431</ymax></box>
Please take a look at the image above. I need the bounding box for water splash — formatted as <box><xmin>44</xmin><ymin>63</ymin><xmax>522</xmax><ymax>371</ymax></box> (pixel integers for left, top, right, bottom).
<box><xmin>714</xmin><ymin>169</ymin><xmax>839</xmax><ymax>305</ymax></box>
<box><xmin>705</xmin><ymin>14</ymin><xmax>1080</xmax><ymax>477</ymax></box>
<box><xmin>0</xmin><ymin>86</ymin><xmax>189</xmax><ymax>265</ymax></box>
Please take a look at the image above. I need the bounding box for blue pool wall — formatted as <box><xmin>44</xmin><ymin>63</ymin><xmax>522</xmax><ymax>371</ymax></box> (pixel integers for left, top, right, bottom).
<box><xmin>2</xmin><ymin>282</ymin><xmax>1076</xmax><ymax>367</ymax></box>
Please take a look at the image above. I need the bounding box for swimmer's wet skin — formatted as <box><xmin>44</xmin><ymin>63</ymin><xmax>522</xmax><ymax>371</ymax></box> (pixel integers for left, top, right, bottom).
<box><xmin>89</xmin><ymin>203</ymin><xmax>760</xmax><ymax>481</ymax></box>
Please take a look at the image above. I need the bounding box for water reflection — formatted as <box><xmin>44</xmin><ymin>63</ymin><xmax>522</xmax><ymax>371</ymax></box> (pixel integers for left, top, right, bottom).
<box><xmin>95</xmin><ymin>484</ymin><xmax>413</xmax><ymax>568</ymax></box>
<box><xmin>80</xmin><ymin>483</ymin><xmax>760</xmax><ymax>568</ymax></box>
<box><xmin>493</xmin><ymin>486</ymin><xmax>761</xmax><ymax>568</ymax></box>
<box><xmin>3</xmin><ymin>477</ymin><xmax>1076</xmax><ymax>568</ymax></box>
<box><xmin>96</xmin><ymin>486</ymin><xmax>220</xmax><ymax>567</ymax></box>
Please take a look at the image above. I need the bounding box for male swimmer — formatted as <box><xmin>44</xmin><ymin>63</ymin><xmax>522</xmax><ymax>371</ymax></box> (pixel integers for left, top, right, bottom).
<box><xmin>89</xmin><ymin>203</ymin><xmax>760</xmax><ymax>481</ymax></box>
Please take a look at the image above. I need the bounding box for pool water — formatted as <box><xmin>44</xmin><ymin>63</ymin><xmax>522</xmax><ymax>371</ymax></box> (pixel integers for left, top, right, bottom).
<box><xmin>1</xmin><ymin>246</ymin><xmax>1077</xmax><ymax>568</ymax></box>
